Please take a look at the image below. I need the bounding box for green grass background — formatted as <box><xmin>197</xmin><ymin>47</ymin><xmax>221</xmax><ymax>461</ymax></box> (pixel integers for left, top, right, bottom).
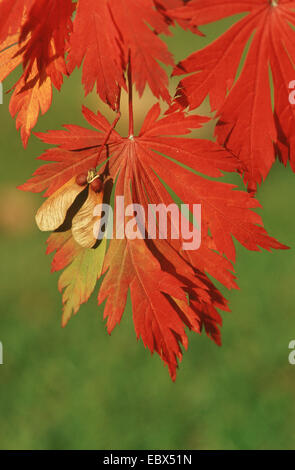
<box><xmin>0</xmin><ymin>21</ymin><xmax>295</xmax><ymax>450</ymax></box>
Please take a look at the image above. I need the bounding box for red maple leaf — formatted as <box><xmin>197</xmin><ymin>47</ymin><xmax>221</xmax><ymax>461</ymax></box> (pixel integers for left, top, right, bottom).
<box><xmin>67</xmin><ymin>0</ymin><xmax>178</xmax><ymax>108</ymax></box>
<box><xmin>20</xmin><ymin>104</ymin><xmax>287</xmax><ymax>379</ymax></box>
<box><xmin>19</xmin><ymin>0</ymin><xmax>74</xmax><ymax>88</ymax></box>
<box><xmin>172</xmin><ymin>0</ymin><xmax>295</xmax><ymax>192</ymax></box>
<box><xmin>0</xmin><ymin>0</ymin><xmax>74</xmax><ymax>146</ymax></box>
<box><xmin>0</xmin><ymin>0</ymin><xmax>34</xmax><ymax>43</ymax></box>
<box><xmin>0</xmin><ymin>0</ymin><xmax>189</xmax><ymax>146</ymax></box>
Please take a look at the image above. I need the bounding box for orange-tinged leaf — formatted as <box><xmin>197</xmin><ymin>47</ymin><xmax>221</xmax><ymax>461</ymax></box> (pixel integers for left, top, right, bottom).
<box><xmin>9</xmin><ymin>66</ymin><xmax>53</xmax><ymax>147</ymax></box>
<box><xmin>0</xmin><ymin>35</ymin><xmax>23</xmax><ymax>82</ymax></box>
<box><xmin>19</xmin><ymin>0</ymin><xmax>74</xmax><ymax>89</ymax></box>
<box><xmin>0</xmin><ymin>0</ymin><xmax>74</xmax><ymax>146</ymax></box>
<box><xmin>0</xmin><ymin>0</ymin><xmax>34</xmax><ymax>43</ymax></box>
<box><xmin>58</xmin><ymin>236</ymin><xmax>107</xmax><ymax>327</ymax></box>
<box><xmin>48</xmin><ymin>232</ymin><xmax>81</xmax><ymax>273</ymax></box>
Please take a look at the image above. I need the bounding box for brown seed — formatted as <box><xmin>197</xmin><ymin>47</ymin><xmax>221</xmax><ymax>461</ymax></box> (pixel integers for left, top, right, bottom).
<box><xmin>76</xmin><ymin>173</ymin><xmax>88</xmax><ymax>186</ymax></box>
<box><xmin>90</xmin><ymin>178</ymin><xmax>103</xmax><ymax>193</ymax></box>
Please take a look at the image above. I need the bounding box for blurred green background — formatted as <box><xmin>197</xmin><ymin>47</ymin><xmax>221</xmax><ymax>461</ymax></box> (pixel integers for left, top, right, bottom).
<box><xmin>0</xmin><ymin>20</ymin><xmax>295</xmax><ymax>450</ymax></box>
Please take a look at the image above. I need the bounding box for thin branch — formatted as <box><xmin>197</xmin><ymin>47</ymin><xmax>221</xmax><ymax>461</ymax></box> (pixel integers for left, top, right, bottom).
<box><xmin>127</xmin><ymin>55</ymin><xmax>134</xmax><ymax>137</ymax></box>
<box><xmin>95</xmin><ymin>90</ymin><xmax>121</xmax><ymax>169</ymax></box>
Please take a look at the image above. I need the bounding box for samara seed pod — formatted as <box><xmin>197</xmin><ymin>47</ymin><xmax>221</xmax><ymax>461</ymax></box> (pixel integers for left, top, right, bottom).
<box><xmin>35</xmin><ymin>178</ymin><xmax>83</xmax><ymax>232</ymax></box>
<box><xmin>35</xmin><ymin>169</ymin><xmax>107</xmax><ymax>248</ymax></box>
<box><xmin>90</xmin><ymin>177</ymin><xmax>103</xmax><ymax>193</ymax></box>
<box><xmin>75</xmin><ymin>172</ymin><xmax>88</xmax><ymax>186</ymax></box>
<box><xmin>71</xmin><ymin>188</ymin><xmax>103</xmax><ymax>248</ymax></box>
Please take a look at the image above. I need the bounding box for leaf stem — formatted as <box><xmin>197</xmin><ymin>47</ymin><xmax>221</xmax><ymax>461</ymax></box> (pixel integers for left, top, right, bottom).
<box><xmin>128</xmin><ymin>56</ymin><xmax>134</xmax><ymax>137</ymax></box>
<box><xmin>95</xmin><ymin>107</ymin><xmax>121</xmax><ymax>169</ymax></box>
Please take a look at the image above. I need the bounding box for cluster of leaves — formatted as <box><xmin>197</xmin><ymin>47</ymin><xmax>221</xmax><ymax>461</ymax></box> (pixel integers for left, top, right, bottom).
<box><xmin>1</xmin><ymin>0</ymin><xmax>294</xmax><ymax>379</ymax></box>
